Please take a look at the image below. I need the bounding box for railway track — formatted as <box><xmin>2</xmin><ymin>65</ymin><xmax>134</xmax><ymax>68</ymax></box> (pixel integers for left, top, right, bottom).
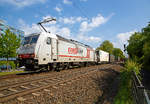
<box><xmin>0</xmin><ymin>64</ymin><xmax>112</xmax><ymax>103</ymax></box>
<box><xmin>0</xmin><ymin>64</ymin><xmax>108</xmax><ymax>87</ymax></box>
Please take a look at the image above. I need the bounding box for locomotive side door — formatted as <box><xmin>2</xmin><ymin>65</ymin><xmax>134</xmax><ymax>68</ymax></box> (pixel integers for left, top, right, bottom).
<box><xmin>38</xmin><ymin>37</ymin><xmax>52</xmax><ymax>64</ymax></box>
<box><xmin>51</xmin><ymin>38</ymin><xmax>58</xmax><ymax>61</ymax></box>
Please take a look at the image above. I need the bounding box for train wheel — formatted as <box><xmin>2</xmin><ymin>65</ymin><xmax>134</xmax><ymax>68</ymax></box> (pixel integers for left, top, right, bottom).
<box><xmin>55</xmin><ymin>63</ymin><xmax>60</xmax><ymax>72</ymax></box>
<box><xmin>84</xmin><ymin>62</ymin><xmax>87</xmax><ymax>67</ymax></box>
<box><xmin>66</xmin><ymin>63</ymin><xmax>70</xmax><ymax>69</ymax></box>
<box><xmin>48</xmin><ymin>63</ymin><xmax>54</xmax><ymax>71</ymax></box>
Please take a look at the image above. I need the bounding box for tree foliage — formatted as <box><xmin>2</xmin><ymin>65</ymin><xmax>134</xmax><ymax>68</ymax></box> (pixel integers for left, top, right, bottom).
<box><xmin>97</xmin><ymin>40</ymin><xmax>114</xmax><ymax>54</ymax></box>
<box><xmin>127</xmin><ymin>23</ymin><xmax>150</xmax><ymax>70</ymax></box>
<box><xmin>113</xmin><ymin>48</ymin><xmax>125</xmax><ymax>58</ymax></box>
<box><xmin>0</xmin><ymin>29</ymin><xmax>21</xmax><ymax>69</ymax></box>
<box><xmin>127</xmin><ymin>32</ymin><xmax>144</xmax><ymax>59</ymax></box>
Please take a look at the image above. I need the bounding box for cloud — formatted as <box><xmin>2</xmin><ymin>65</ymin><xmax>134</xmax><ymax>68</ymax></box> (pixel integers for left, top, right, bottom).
<box><xmin>54</xmin><ymin>6</ymin><xmax>62</xmax><ymax>13</ymax></box>
<box><xmin>113</xmin><ymin>30</ymin><xmax>136</xmax><ymax>50</ymax></box>
<box><xmin>77</xmin><ymin>34</ymin><xmax>101</xmax><ymax>43</ymax></box>
<box><xmin>59</xmin><ymin>17</ymin><xmax>87</xmax><ymax>24</ymax></box>
<box><xmin>58</xmin><ymin>27</ymin><xmax>70</xmax><ymax>37</ymax></box>
<box><xmin>18</xmin><ymin>19</ymin><xmax>40</xmax><ymax>35</ymax></box>
<box><xmin>18</xmin><ymin>18</ymin><xmax>100</xmax><ymax>44</ymax></box>
<box><xmin>18</xmin><ymin>13</ymin><xmax>109</xmax><ymax>44</ymax></box>
<box><xmin>79</xmin><ymin>14</ymin><xmax>109</xmax><ymax>33</ymax></box>
<box><xmin>63</xmin><ymin>0</ymin><xmax>72</xmax><ymax>5</ymax></box>
<box><xmin>0</xmin><ymin>0</ymin><xmax>46</xmax><ymax>7</ymax></box>
<box><xmin>117</xmin><ymin>30</ymin><xmax>136</xmax><ymax>44</ymax></box>
<box><xmin>18</xmin><ymin>18</ymin><xmax>71</xmax><ymax>38</ymax></box>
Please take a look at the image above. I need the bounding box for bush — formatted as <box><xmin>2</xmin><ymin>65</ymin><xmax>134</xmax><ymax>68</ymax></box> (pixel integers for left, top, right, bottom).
<box><xmin>124</xmin><ymin>59</ymin><xmax>141</xmax><ymax>76</ymax></box>
<box><xmin>9</xmin><ymin>61</ymin><xmax>16</xmax><ymax>70</ymax></box>
<box><xmin>113</xmin><ymin>59</ymin><xmax>141</xmax><ymax>104</ymax></box>
<box><xmin>0</xmin><ymin>61</ymin><xmax>16</xmax><ymax>70</ymax></box>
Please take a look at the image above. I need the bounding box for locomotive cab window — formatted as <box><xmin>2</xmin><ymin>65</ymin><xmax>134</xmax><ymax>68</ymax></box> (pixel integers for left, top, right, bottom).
<box><xmin>22</xmin><ymin>34</ymin><xmax>39</xmax><ymax>45</ymax></box>
<box><xmin>46</xmin><ymin>37</ymin><xmax>51</xmax><ymax>44</ymax></box>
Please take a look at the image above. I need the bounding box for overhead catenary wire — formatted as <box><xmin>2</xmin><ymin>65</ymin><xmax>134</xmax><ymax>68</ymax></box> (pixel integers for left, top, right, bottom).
<box><xmin>60</xmin><ymin>0</ymin><xmax>91</xmax><ymax>37</ymax></box>
<box><xmin>71</xmin><ymin>0</ymin><xmax>90</xmax><ymax>20</ymax></box>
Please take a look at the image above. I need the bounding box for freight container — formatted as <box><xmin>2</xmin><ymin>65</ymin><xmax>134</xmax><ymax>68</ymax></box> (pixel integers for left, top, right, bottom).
<box><xmin>109</xmin><ymin>54</ymin><xmax>115</xmax><ymax>63</ymax></box>
<box><xmin>96</xmin><ymin>50</ymin><xmax>109</xmax><ymax>63</ymax></box>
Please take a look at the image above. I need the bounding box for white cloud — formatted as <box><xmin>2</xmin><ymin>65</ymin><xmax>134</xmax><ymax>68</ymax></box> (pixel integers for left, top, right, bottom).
<box><xmin>59</xmin><ymin>17</ymin><xmax>87</xmax><ymax>24</ymax></box>
<box><xmin>79</xmin><ymin>14</ymin><xmax>108</xmax><ymax>32</ymax></box>
<box><xmin>117</xmin><ymin>30</ymin><xmax>136</xmax><ymax>44</ymax></box>
<box><xmin>0</xmin><ymin>0</ymin><xmax>46</xmax><ymax>7</ymax></box>
<box><xmin>114</xmin><ymin>30</ymin><xmax>136</xmax><ymax>50</ymax></box>
<box><xmin>58</xmin><ymin>27</ymin><xmax>70</xmax><ymax>37</ymax></box>
<box><xmin>80</xmin><ymin>21</ymin><xmax>88</xmax><ymax>32</ymax></box>
<box><xmin>54</xmin><ymin>6</ymin><xmax>62</xmax><ymax>13</ymax></box>
<box><xmin>18</xmin><ymin>13</ymin><xmax>109</xmax><ymax>44</ymax></box>
<box><xmin>77</xmin><ymin>34</ymin><xmax>101</xmax><ymax>43</ymax></box>
<box><xmin>63</xmin><ymin>0</ymin><xmax>72</xmax><ymax>5</ymax></box>
<box><xmin>18</xmin><ymin>18</ymin><xmax>100</xmax><ymax>44</ymax></box>
<box><xmin>18</xmin><ymin>19</ymin><xmax>40</xmax><ymax>35</ymax></box>
<box><xmin>18</xmin><ymin>18</ymin><xmax>71</xmax><ymax>38</ymax></box>
<box><xmin>76</xmin><ymin>17</ymin><xmax>87</xmax><ymax>22</ymax></box>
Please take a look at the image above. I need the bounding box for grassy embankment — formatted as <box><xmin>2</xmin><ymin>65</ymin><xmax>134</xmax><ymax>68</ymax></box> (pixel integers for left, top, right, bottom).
<box><xmin>0</xmin><ymin>71</ymin><xmax>24</xmax><ymax>76</ymax></box>
<box><xmin>114</xmin><ymin>59</ymin><xmax>141</xmax><ymax>104</ymax></box>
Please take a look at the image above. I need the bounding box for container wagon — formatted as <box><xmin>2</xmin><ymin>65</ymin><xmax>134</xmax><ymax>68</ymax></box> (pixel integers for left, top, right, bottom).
<box><xmin>96</xmin><ymin>50</ymin><xmax>109</xmax><ymax>63</ymax></box>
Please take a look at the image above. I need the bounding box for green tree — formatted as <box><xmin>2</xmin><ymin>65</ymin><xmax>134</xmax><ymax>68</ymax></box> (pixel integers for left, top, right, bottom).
<box><xmin>113</xmin><ymin>48</ymin><xmax>125</xmax><ymax>58</ymax></box>
<box><xmin>142</xmin><ymin>23</ymin><xmax>150</xmax><ymax>70</ymax></box>
<box><xmin>97</xmin><ymin>40</ymin><xmax>114</xmax><ymax>54</ymax></box>
<box><xmin>127</xmin><ymin>23</ymin><xmax>150</xmax><ymax>70</ymax></box>
<box><xmin>0</xmin><ymin>29</ymin><xmax>21</xmax><ymax>70</ymax></box>
<box><xmin>127</xmin><ymin>32</ymin><xmax>144</xmax><ymax>59</ymax></box>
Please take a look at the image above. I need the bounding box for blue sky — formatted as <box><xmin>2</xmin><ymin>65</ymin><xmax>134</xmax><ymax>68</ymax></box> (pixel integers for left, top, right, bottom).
<box><xmin>0</xmin><ymin>0</ymin><xmax>150</xmax><ymax>50</ymax></box>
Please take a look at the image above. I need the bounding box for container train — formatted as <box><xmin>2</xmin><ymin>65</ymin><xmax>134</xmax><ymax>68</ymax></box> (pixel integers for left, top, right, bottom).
<box><xmin>17</xmin><ymin>18</ymin><xmax>121</xmax><ymax>71</ymax></box>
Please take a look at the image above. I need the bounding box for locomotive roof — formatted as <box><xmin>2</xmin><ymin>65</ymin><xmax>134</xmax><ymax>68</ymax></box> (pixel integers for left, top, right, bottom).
<box><xmin>23</xmin><ymin>32</ymin><xmax>93</xmax><ymax>49</ymax></box>
<box><xmin>56</xmin><ymin>35</ymin><xmax>93</xmax><ymax>49</ymax></box>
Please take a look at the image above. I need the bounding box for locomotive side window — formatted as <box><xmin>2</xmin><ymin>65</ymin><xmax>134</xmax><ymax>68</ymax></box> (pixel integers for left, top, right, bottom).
<box><xmin>46</xmin><ymin>37</ymin><xmax>51</xmax><ymax>44</ymax></box>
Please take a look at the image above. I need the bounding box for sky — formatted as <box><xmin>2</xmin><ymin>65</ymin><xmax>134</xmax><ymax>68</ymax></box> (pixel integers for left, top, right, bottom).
<box><xmin>0</xmin><ymin>0</ymin><xmax>150</xmax><ymax>51</ymax></box>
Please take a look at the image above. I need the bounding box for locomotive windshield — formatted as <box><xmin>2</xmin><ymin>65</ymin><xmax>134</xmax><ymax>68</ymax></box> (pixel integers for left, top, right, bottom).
<box><xmin>22</xmin><ymin>34</ymin><xmax>39</xmax><ymax>45</ymax></box>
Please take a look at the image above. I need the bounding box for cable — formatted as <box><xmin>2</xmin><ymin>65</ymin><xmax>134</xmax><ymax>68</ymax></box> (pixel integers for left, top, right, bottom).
<box><xmin>72</xmin><ymin>0</ymin><xmax>90</xmax><ymax>19</ymax></box>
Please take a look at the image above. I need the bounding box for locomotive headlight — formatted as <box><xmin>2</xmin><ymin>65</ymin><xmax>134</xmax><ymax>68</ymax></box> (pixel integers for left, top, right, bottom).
<box><xmin>30</xmin><ymin>53</ymin><xmax>35</xmax><ymax>58</ymax></box>
<box><xmin>18</xmin><ymin>54</ymin><xmax>22</xmax><ymax>58</ymax></box>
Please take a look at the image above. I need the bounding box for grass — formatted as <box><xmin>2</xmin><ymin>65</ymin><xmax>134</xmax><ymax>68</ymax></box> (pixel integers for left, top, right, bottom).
<box><xmin>0</xmin><ymin>70</ymin><xmax>24</xmax><ymax>76</ymax></box>
<box><xmin>113</xmin><ymin>59</ymin><xmax>141</xmax><ymax>104</ymax></box>
<box><xmin>113</xmin><ymin>70</ymin><xmax>133</xmax><ymax>104</ymax></box>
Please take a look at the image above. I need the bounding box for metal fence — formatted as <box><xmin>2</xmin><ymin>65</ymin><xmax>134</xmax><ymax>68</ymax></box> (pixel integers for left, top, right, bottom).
<box><xmin>132</xmin><ymin>71</ymin><xmax>150</xmax><ymax>104</ymax></box>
